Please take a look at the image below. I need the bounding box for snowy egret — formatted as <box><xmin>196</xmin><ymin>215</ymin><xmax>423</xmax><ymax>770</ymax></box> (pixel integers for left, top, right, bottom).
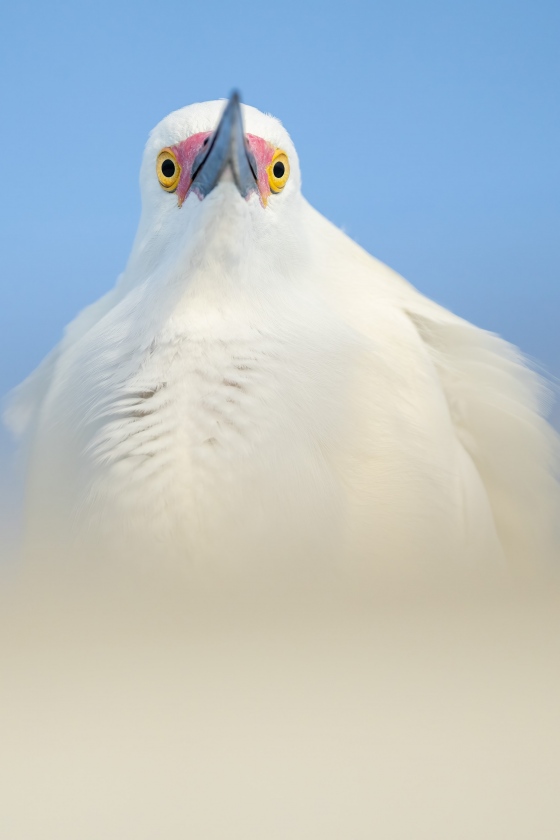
<box><xmin>6</xmin><ymin>93</ymin><xmax>559</xmax><ymax>573</ymax></box>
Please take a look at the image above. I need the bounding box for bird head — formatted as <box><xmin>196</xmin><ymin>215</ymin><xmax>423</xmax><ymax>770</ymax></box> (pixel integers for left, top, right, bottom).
<box><xmin>128</xmin><ymin>93</ymin><xmax>304</xmax><ymax>291</ymax></box>
<box><xmin>151</xmin><ymin>91</ymin><xmax>296</xmax><ymax>209</ymax></box>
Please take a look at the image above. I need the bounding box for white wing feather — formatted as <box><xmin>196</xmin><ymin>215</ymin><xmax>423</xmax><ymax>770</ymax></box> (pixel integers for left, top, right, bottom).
<box><xmin>313</xmin><ymin>208</ymin><xmax>560</xmax><ymax>566</ymax></box>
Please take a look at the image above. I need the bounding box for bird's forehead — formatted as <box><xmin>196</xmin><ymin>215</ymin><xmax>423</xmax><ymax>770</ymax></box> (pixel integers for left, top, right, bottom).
<box><xmin>146</xmin><ymin>100</ymin><xmax>294</xmax><ymax>159</ymax></box>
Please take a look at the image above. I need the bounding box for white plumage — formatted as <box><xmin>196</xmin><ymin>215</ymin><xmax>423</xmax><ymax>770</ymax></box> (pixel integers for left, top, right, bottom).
<box><xmin>6</xmin><ymin>97</ymin><xmax>559</xmax><ymax>574</ymax></box>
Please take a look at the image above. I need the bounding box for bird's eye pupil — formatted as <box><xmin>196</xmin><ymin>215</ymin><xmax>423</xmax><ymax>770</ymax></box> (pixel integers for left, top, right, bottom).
<box><xmin>203</xmin><ymin>137</ymin><xmax>209</xmax><ymax>146</ymax></box>
<box><xmin>273</xmin><ymin>161</ymin><xmax>285</xmax><ymax>179</ymax></box>
<box><xmin>161</xmin><ymin>159</ymin><xmax>176</xmax><ymax>178</ymax></box>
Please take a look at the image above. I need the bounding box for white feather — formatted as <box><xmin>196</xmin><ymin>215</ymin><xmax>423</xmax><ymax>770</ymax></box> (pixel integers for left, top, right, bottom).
<box><xmin>6</xmin><ymin>100</ymin><xmax>559</xmax><ymax>573</ymax></box>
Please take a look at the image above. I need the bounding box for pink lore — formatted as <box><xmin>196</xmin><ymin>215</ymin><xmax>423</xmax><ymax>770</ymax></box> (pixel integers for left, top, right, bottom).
<box><xmin>169</xmin><ymin>132</ymin><xmax>275</xmax><ymax>207</ymax></box>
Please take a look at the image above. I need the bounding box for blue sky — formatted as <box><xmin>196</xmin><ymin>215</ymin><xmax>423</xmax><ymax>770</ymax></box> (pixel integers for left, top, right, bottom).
<box><xmin>0</xmin><ymin>0</ymin><xmax>558</xmax><ymax>414</ymax></box>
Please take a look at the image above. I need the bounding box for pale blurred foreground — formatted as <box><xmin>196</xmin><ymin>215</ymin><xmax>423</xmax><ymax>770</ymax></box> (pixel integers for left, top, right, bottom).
<box><xmin>1</xmin><ymin>540</ymin><xmax>559</xmax><ymax>840</ymax></box>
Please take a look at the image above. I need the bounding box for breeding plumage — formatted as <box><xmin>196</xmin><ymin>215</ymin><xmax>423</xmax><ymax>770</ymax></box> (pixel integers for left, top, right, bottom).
<box><xmin>6</xmin><ymin>93</ymin><xmax>559</xmax><ymax>573</ymax></box>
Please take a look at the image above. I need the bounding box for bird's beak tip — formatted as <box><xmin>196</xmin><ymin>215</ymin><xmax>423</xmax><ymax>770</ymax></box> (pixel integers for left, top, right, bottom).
<box><xmin>189</xmin><ymin>89</ymin><xmax>258</xmax><ymax>202</ymax></box>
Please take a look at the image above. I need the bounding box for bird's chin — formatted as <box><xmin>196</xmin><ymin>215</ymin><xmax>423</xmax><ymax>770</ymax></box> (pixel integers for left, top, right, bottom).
<box><xmin>189</xmin><ymin>180</ymin><xmax>262</xmax><ymax>234</ymax></box>
<box><xmin>203</xmin><ymin>177</ymin><xmax>260</xmax><ymax>208</ymax></box>
<box><xmin>180</xmin><ymin>181</ymin><xmax>259</xmax><ymax>270</ymax></box>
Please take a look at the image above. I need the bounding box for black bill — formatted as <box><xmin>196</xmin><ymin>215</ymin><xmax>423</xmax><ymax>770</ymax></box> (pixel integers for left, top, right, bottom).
<box><xmin>190</xmin><ymin>91</ymin><xmax>259</xmax><ymax>200</ymax></box>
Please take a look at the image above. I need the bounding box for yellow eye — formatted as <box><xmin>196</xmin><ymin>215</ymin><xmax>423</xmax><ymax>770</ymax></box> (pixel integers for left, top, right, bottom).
<box><xmin>267</xmin><ymin>149</ymin><xmax>290</xmax><ymax>193</ymax></box>
<box><xmin>156</xmin><ymin>148</ymin><xmax>181</xmax><ymax>192</ymax></box>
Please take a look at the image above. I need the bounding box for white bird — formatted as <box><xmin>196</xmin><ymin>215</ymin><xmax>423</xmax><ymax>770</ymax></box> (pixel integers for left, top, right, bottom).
<box><xmin>6</xmin><ymin>93</ymin><xmax>559</xmax><ymax>575</ymax></box>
